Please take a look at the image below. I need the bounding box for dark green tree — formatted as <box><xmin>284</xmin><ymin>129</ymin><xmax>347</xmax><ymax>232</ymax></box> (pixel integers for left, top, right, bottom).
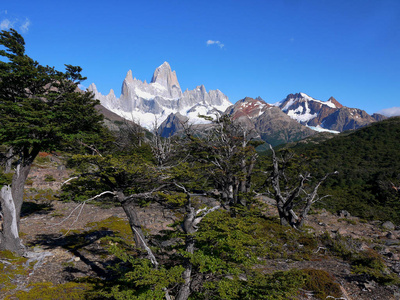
<box><xmin>0</xmin><ymin>29</ymin><xmax>103</xmax><ymax>254</ymax></box>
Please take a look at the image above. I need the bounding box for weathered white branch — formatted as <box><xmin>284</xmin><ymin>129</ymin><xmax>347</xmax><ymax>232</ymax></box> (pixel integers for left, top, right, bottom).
<box><xmin>50</xmin><ymin>191</ymin><xmax>115</xmax><ymax>228</ymax></box>
<box><xmin>61</xmin><ymin>176</ymin><xmax>78</xmax><ymax>186</ymax></box>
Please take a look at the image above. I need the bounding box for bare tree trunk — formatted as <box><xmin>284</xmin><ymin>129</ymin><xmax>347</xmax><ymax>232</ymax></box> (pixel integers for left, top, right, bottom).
<box><xmin>0</xmin><ymin>159</ymin><xmax>32</xmax><ymax>254</ymax></box>
<box><xmin>176</xmin><ymin>232</ymin><xmax>194</xmax><ymax>300</ymax></box>
<box><xmin>12</xmin><ymin>163</ymin><xmax>32</xmax><ymax>225</ymax></box>
<box><xmin>175</xmin><ymin>186</ymin><xmax>220</xmax><ymax>300</ymax></box>
<box><xmin>118</xmin><ymin>192</ymin><xmax>148</xmax><ymax>250</ymax></box>
<box><xmin>0</xmin><ymin>185</ymin><xmax>24</xmax><ymax>254</ymax></box>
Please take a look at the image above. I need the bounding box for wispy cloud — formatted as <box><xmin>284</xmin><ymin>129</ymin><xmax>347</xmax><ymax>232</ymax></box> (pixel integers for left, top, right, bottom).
<box><xmin>0</xmin><ymin>12</ymin><xmax>31</xmax><ymax>33</ymax></box>
<box><xmin>206</xmin><ymin>40</ymin><xmax>225</xmax><ymax>49</ymax></box>
<box><xmin>20</xmin><ymin>18</ymin><xmax>31</xmax><ymax>33</ymax></box>
<box><xmin>376</xmin><ymin>107</ymin><xmax>400</xmax><ymax>117</ymax></box>
<box><xmin>0</xmin><ymin>18</ymin><xmax>13</xmax><ymax>30</ymax></box>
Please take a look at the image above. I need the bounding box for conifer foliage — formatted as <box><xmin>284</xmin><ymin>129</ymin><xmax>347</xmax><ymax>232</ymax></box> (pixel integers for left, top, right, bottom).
<box><xmin>0</xmin><ymin>29</ymin><xmax>103</xmax><ymax>254</ymax></box>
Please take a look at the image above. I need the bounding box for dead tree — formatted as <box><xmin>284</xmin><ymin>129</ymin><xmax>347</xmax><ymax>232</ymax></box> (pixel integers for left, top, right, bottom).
<box><xmin>174</xmin><ymin>183</ymin><xmax>220</xmax><ymax>300</ymax></box>
<box><xmin>149</xmin><ymin>118</ymin><xmax>172</xmax><ymax>166</ymax></box>
<box><xmin>183</xmin><ymin>115</ymin><xmax>259</xmax><ymax>207</ymax></box>
<box><xmin>265</xmin><ymin>144</ymin><xmax>337</xmax><ymax>228</ymax></box>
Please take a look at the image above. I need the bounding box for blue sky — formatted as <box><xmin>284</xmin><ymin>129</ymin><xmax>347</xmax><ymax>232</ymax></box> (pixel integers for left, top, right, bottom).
<box><xmin>1</xmin><ymin>0</ymin><xmax>400</xmax><ymax>116</ymax></box>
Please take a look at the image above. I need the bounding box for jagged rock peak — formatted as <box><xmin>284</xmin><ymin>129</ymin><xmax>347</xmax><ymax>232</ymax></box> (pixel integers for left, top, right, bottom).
<box><xmin>88</xmin><ymin>83</ymin><xmax>98</xmax><ymax>92</ymax></box>
<box><xmin>327</xmin><ymin>96</ymin><xmax>343</xmax><ymax>108</ymax></box>
<box><xmin>255</xmin><ymin>96</ymin><xmax>265</xmax><ymax>102</ymax></box>
<box><xmin>151</xmin><ymin>61</ymin><xmax>182</xmax><ymax>98</ymax></box>
<box><xmin>125</xmin><ymin>70</ymin><xmax>134</xmax><ymax>83</ymax></box>
<box><xmin>151</xmin><ymin>62</ymin><xmax>178</xmax><ymax>87</ymax></box>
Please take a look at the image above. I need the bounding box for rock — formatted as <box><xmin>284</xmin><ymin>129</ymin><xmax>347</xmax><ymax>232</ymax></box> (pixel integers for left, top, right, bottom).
<box><xmin>382</xmin><ymin>221</ymin><xmax>396</xmax><ymax>231</ymax></box>
<box><xmin>359</xmin><ymin>243</ymin><xmax>370</xmax><ymax>251</ymax></box>
<box><xmin>33</xmin><ymin>246</ymin><xmax>43</xmax><ymax>253</ymax></box>
<box><xmin>387</xmin><ymin>232</ymin><xmax>396</xmax><ymax>239</ymax></box>
<box><xmin>74</xmin><ymin>256</ymin><xmax>80</xmax><ymax>262</ymax></box>
<box><xmin>362</xmin><ymin>280</ymin><xmax>375</xmax><ymax>291</ymax></box>
<box><xmin>384</xmin><ymin>252</ymin><xmax>400</xmax><ymax>261</ymax></box>
<box><xmin>385</xmin><ymin>239</ymin><xmax>400</xmax><ymax>246</ymax></box>
<box><xmin>337</xmin><ymin>210</ymin><xmax>350</xmax><ymax>218</ymax></box>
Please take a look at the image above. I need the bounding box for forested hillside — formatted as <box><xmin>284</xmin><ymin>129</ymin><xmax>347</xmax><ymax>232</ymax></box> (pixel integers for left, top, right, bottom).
<box><xmin>281</xmin><ymin>117</ymin><xmax>400</xmax><ymax>222</ymax></box>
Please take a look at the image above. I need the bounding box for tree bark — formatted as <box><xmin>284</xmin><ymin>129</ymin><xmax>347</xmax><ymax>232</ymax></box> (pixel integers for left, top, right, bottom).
<box><xmin>175</xmin><ymin>234</ymin><xmax>194</xmax><ymax>300</ymax></box>
<box><xmin>0</xmin><ymin>156</ymin><xmax>33</xmax><ymax>254</ymax></box>
<box><xmin>12</xmin><ymin>163</ymin><xmax>32</xmax><ymax>226</ymax></box>
<box><xmin>176</xmin><ymin>205</ymin><xmax>196</xmax><ymax>300</ymax></box>
<box><xmin>118</xmin><ymin>192</ymin><xmax>147</xmax><ymax>250</ymax></box>
<box><xmin>0</xmin><ymin>185</ymin><xmax>24</xmax><ymax>254</ymax></box>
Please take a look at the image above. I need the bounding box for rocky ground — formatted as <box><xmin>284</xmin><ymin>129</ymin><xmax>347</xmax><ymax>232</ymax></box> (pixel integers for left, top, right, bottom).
<box><xmin>1</xmin><ymin>154</ymin><xmax>400</xmax><ymax>299</ymax></box>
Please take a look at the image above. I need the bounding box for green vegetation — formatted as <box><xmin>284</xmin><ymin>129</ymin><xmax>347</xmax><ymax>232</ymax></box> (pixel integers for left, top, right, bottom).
<box><xmin>85</xmin><ymin>209</ymin><xmax>321</xmax><ymax>299</ymax></box>
<box><xmin>44</xmin><ymin>174</ymin><xmax>56</xmax><ymax>182</ymax></box>
<box><xmin>302</xmin><ymin>268</ymin><xmax>342</xmax><ymax>299</ymax></box>
<box><xmin>0</xmin><ymin>251</ymin><xmax>29</xmax><ymax>294</ymax></box>
<box><xmin>321</xmin><ymin>233</ymin><xmax>400</xmax><ymax>285</ymax></box>
<box><xmin>0</xmin><ymin>28</ymin><xmax>104</xmax><ymax>254</ymax></box>
<box><xmin>5</xmin><ymin>282</ymin><xmax>92</xmax><ymax>300</ymax></box>
<box><xmin>270</xmin><ymin>117</ymin><xmax>400</xmax><ymax>223</ymax></box>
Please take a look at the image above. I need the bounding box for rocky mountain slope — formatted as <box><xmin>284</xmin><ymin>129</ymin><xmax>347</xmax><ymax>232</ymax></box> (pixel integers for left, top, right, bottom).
<box><xmin>277</xmin><ymin>92</ymin><xmax>386</xmax><ymax>132</ymax></box>
<box><xmin>89</xmin><ymin>64</ymin><xmax>385</xmax><ymax>145</ymax></box>
<box><xmin>226</xmin><ymin>97</ymin><xmax>315</xmax><ymax>146</ymax></box>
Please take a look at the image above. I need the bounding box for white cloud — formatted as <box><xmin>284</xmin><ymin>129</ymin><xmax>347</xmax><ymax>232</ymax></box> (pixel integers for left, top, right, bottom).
<box><xmin>20</xmin><ymin>18</ymin><xmax>30</xmax><ymax>33</ymax></box>
<box><xmin>0</xmin><ymin>13</ymin><xmax>30</xmax><ymax>33</ymax></box>
<box><xmin>0</xmin><ymin>18</ymin><xmax>12</xmax><ymax>30</ymax></box>
<box><xmin>376</xmin><ymin>107</ymin><xmax>400</xmax><ymax>117</ymax></box>
<box><xmin>206</xmin><ymin>40</ymin><xmax>225</xmax><ymax>49</ymax></box>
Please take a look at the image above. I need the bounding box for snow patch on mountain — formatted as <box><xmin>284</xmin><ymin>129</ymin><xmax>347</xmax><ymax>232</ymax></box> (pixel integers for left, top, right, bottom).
<box><xmin>88</xmin><ymin>62</ymin><xmax>232</xmax><ymax>129</ymax></box>
<box><xmin>307</xmin><ymin>125</ymin><xmax>340</xmax><ymax>134</ymax></box>
<box><xmin>286</xmin><ymin>100</ymin><xmax>318</xmax><ymax>122</ymax></box>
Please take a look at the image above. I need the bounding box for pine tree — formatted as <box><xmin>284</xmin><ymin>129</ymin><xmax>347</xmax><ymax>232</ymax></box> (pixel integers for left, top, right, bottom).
<box><xmin>0</xmin><ymin>29</ymin><xmax>103</xmax><ymax>254</ymax></box>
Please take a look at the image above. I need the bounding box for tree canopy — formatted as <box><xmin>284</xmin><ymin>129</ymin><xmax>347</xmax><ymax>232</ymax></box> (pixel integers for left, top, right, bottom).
<box><xmin>0</xmin><ymin>28</ymin><xmax>104</xmax><ymax>254</ymax></box>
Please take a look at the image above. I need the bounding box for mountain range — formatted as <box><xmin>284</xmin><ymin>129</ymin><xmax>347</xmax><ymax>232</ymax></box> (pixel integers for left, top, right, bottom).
<box><xmin>89</xmin><ymin>62</ymin><xmax>231</xmax><ymax>130</ymax></box>
<box><xmin>90</xmin><ymin>62</ymin><xmax>386</xmax><ymax>146</ymax></box>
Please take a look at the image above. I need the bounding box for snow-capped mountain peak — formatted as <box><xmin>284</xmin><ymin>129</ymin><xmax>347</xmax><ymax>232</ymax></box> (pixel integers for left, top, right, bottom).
<box><xmin>88</xmin><ymin>62</ymin><xmax>232</xmax><ymax>129</ymax></box>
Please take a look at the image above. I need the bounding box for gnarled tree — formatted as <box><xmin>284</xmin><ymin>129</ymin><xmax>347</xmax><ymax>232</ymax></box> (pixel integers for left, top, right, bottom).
<box><xmin>264</xmin><ymin>145</ymin><xmax>337</xmax><ymax>228</ymax></box>
<box><xmin>183</xmin><ymin>115</ymin><xmax>260</xmax><ymax>207</ymax></box>
<box><xmin>0</xmin><ymin>29</ymin><xmax>103</xmax><ymax>254</ymax></box>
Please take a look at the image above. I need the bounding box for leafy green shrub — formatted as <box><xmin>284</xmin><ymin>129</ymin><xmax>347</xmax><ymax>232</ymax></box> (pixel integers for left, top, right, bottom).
<box><xmin>0</xmin><ymin>172</ymin><xmax>13</xmax><ymax>186</ymax></box>
<box><xmin>320</xmin><ymin>232</ymin><xmax>358</xmax><ymax>260</ymax></box>
<box><xmin>200</xmin><ymin>269</ymin><xmax>307</xmax><ymax>300</ymax></box>
<box><xmin>35</xmin><ymin>155</ymin><xmax>52</xmax><ymax>165</ymax></box>
<box><xmin>44</xmin><ymin>174</ymin><xmax>56</xmax><ymax>182</ymax></box>
<box><xmin>302</xmin><ymin>268</ymin><xmax>342</xmax><ymax>299</ymax></box>
<box><xmin>351</xmin><ymin>249</ymin><xmax>399</xmax><ymax>284</ymax></box>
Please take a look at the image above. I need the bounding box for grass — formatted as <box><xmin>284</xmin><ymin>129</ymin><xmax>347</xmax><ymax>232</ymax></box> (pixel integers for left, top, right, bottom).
<box><xmin>0</xmin><ymin>251</ymin><xmax>29</xmax><ymax>295</ymax></box>
<box><xmin>5</xmin><ymin>282</ymin><xmax>92</xmax><ymax>300</ymax></box>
